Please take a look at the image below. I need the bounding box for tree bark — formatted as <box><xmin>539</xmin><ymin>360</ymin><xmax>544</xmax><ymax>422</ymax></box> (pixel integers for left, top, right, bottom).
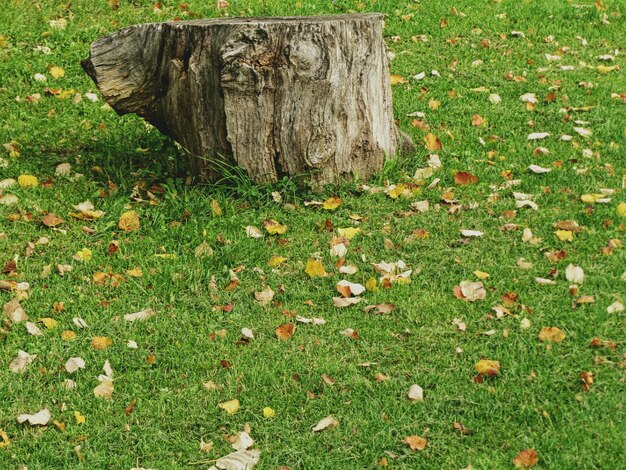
<box><xmin>83</xmin><ymin>14</ymin><xmax>412</xmax><ymax>186</ymax></box>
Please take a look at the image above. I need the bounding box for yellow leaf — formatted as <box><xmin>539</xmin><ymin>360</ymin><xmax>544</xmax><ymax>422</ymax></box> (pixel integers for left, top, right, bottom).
<box><xmin>263</xmin><ymin>407</ymin><xmax>276</xmax><ymax>418</ymax></box>
<box><xmin>428</xmin><ymin>99</ymin><xmax>441</xmax><ymax>110</ymax></box>
<box><xmin>18</xmin><ymin>174</ymin><xmax>38</xmax><ymax>188</ymax></box>
<box><xmin>268</xmin><ymin>256</ymin><xmax>287</xmax><ymax>267</ymax></box>
<box><xmin>580</xmin><ymin>193</ymin><xmax>604</xmax><ymax>204</ymax></box>
<box><xmin>126</xmin><ymin>267</ymin><xmax>143</xmax><ymax>277</ymax></box>
<box><xmin>365</xmin><ymin>277</ymin><xmax>378</xmax><ymax>292</ymax></box>
<box><xmin>70</xmin><ymin>210</ymin><xmax>105</xmax><ymax>220</ymax></box>
<box><xmin>337</xmin><ymin>227</ymin><xmax>361</xmax><ymax>240</ymax></box>
<box><xmin>597</xmin><ymin>64</ymin><xmax>619</xmax><ymax>73</ymax></box>
<box><xmin>617</xmin><ymin>202</ymin><xmax>626</xmax><ymax>217</ymax></box>
<box><xmin>74</xmin><ymin>248</ymin><xmax>92</xmax><ymax>262</ymax></box>
<box><xmin>218</xmin><ymin>399</ymin><xmax>240</xmax><ymax>415</ymax></box>
<box><xmin>210</xmin><ymin>199</ymin><xmax>222</xmax><ymax>217</ymax></box>
<box><xmin>74</xmin><ymin>411</ymin><xmax>85</xmax><ymax>425</ymax></box>
<box><xmin>473</xmin><ymin>270</ymin><xmax>490</xmax><ymax>280</ymax></box>
<box><xmin>390</xmin><ymin>74</ymin><xmax>408</xmax><ymax>85</ymax></box>
<box><xmin>263</xmin><ymin>219</ymin><xmax>288</xmax><ymax>235</ymax></box>
<box><xmin>92</xmin><ymin>336</ymin><xmax>112</xmax><ymax>350</ymax></box>
<box><xmin>61</xmin><ymin>330</ymin><xmax>77</xmax><ymax>341</ymax></box>
<box><xmin>555</xmin><ymin>230</ymin><xmax>573</xmax><ymax>242</ymax></box>
<box><xmin>40</xmin><ymin>317</ymin><xmax>58</xmax><ymax>329</ymax></box>
<box><xmin>424</xmin><ymin>132</ymin><xmax>442</xmax><ymax>151</ymax></box>
<box><xmin>474</xmin><ymin>359</ymin><xmax>500</xmax><ymax>376</ymax></box>
<box><xmin>155</xmin><ymin>253</ymin><xmax>177</xmax><ymax>259</ymax></box>
<box><xmin>0</xmin><ymin>429</ymin><xmax>10</xmax><ymax>448</ymax></box>
<box><xmin>539</xmin><ymin>326</ymin><xmax>565</xmax><ymax>343</ymax></box>
<box><xmin>305</xmin><ymin>259</ymin><xmax>327</xmax><ymax>278</ymax></box>
<box><xmin>118</xmin><ymin>210</ymin><xmax>140</xmax><ymax>232</ymax></box>
<box><xmin>49</xmin><ymin>66</ymin><xmax>65</xmax><ymax>79</ymax></box>
<box><xmin>322</xmin><ymin>197</ymin><xmax>343</xmax><ymax>210</ymax></box>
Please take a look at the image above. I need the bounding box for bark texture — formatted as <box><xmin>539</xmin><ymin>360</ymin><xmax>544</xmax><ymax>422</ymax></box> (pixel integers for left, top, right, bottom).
<box><xmin>83</xmin><ymin>14</ymin><xmax>412</xmax><ymax>185</ymax></box>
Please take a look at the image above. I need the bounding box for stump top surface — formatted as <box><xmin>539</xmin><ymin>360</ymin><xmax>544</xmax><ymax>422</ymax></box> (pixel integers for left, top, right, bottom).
<box><xmin>148</xmin><ymin>13</ymin><xmax>384</xmax><ymax>27</ymax></box>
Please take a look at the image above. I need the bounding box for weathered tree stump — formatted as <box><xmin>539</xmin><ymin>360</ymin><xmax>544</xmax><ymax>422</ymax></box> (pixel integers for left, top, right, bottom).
<box><xmin>83</xmin><ymin>14</ymin><xmax>412</xmax><ymax>186</ymax></box>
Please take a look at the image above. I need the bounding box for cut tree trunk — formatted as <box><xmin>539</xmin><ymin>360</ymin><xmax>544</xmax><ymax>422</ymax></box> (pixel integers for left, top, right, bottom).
<box><xmin>82</xmin><ymin>14</ymin><xmax>413</xmax><ymax>186</ymax></box>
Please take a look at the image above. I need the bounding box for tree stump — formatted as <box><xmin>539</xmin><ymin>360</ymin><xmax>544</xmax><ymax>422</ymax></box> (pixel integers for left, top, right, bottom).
<box><xmin>82</xmin><ymin>14</ymin><xmax>412</xmax><ymax>186</ymax></box>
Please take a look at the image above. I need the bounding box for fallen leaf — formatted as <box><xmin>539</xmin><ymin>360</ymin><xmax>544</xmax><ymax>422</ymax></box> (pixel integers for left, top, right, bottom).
<box><xmin>332</xmin><ymin>296</ymin><xmax>362</xmax><ymax>307</ymax></box>
<box><xmin>424</xmin><ymin>132</ymin><xmax>442</xmax><ymax>150</ymax></box>
<box><xmin>402</xmin><ymin>435</ymin><xmax>427</xmax><ymax>451</ymax></box>
<box><xmin>474</xmin><ymin>359</ymin><xmax>500</xmax><ymax>376</ymax></box>
<box><xmin>363</xmin><ymin>303</ymin><xmax>396</xmax><ymax>315</ymax></box>
<box><xmin>565</xmin><ymin>264</ymin><xmax>584</xmax><ymax>284</ymax></box>
<box><xmin>118</xmin><ymin>211</ymin><xmax>140</xmax><ymax>232</ymax></box>
<box><xmin>74</xmin><ymin>411</ymin><xmax>86</xmax><ymax>425</ymax></box>
<box><xmin>209</xmin><ymin>449</ymin><xmax>260</xmax><ymax>470</ymax></box>
<box><xmin>263</xmin><ymin>219</ymin><xmax>287</xmax><ymax>235</ymax></box>
<box><xmin>92</xmin><ymin>336</ymin><xmax>112</xmax><ymax>350</ymax></box>
<box><xmin>312</xmin><ymin>415</ymin><xmax>339</xmax><ymax>432</ymax></box>
<box><xmin>305</xmin><ymin>259</ymin><xmax>327</xmax><ymax>278</ymax></box>
<box><xmin>41</xmin><ymin>213</ymin><xmax>64</xmax><ymax>227</ymax></box>
<box><xmin>454</xmin><ymin>171</ymin><xmax>478</xmax><ymax>185</ymax></box>
<box><xmin>275</xmin><ymin>323</ymin><xmax>295</xmax><ymax>341</ymax></box>
<box><xmin>18</xmin><ymin>175</ymin><xmax>38</xmax><ymax>188</ymax></box>
<box><xmin>322</xmin><ymin>197</ymin><xmax>342</xmax><ymax>210</ymax></box>
<box><xmin>336</xmin><ymin>280</ymin><xmax>365</xmax><ymax>297</ymax></box>
<box><xmin>64</xmin><ymin>357</ymin><xmax>85</xmax><ymax>373</ymax></box>
<box><xmin>245</xmin><ymin>226</ymin><xmax>263</xmax><ymax>238</ymax></box>
<box><xmin>555</xmin><ymin>230</ymin><xmax>573</xmax><ymax>242</ymax></box>
<box><xmin>0</xmin><ymin>429</ymin><xmax>9</xmax><ymax>448</ymax></box>
<box><xmin>337</xmin><ymin>227</ymin><xmax>361</xmax><ymax>239</ymax></box>
<box><xmin>390</xmin><ymin>74</ymin><xmax>408</xmax><ymax>85</ymax></box>
<box><xmin>124</xmin><ymin>308</ymin><xmax>156</xmax><ymax>322</ymax></box>
<box><xmin>407</xmin><ymin>384</ymin><xmax>424</xmax><ymax>401</ymax></box>
<box><xmin>17</xmin><ymin>408</ymin><xmax>51</xmax><ymax>426</ymax></box>
<box><xmin>539</xmin><ymin>327</ymin><xmax>565</xmax><ymax>343</ymax></box>
<box><xmin>513</xmin><ymin>449</ymin><xmax>539</xmax><ymax>468</ymax></box>
<box><xmin>9</xmin><ymin>350</ymin><xmax>36</xmax><ymax>373</ymax></box>
<box><xmin>218</xmin><ymin>399</ymin><xmax>240</xmax><ymax>415</ymax></box>
<box><xmin>255</xmin><ymin>286</ymin><xmax>275</xmax><ymax>306</ymax></box>
<box><xmin>454</xmin><ymin>280</ymin><xmax>486</xmax><ymax>301</ymax></box>
<box><xmin>49</xmin><ymin>65</ymin><xmax>65</xmax><ymax>78</ymax></box>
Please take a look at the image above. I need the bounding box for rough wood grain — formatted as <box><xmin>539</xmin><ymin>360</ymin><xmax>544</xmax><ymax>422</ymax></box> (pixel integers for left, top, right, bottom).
<box><xmin>83</xmin><ymin>14</ymin><xmax>413</xmax><ymax>185</ymax></box>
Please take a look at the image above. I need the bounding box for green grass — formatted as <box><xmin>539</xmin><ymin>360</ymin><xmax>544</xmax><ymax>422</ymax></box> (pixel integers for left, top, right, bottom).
<box><xmin>1</xmin><ymin>0</ymin><xmax>625</xmax><ymax>468</ymax></box>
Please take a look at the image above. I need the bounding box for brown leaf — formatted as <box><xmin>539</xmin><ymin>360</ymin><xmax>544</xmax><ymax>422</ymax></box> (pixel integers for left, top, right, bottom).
<box><xmin>402</xmin><ymin>435</ymin><xmax>427</xmax><ymax>451</ymax></box>
<box><xmin>471</xmin><ymin>114</ymin><xmax>485</xmax><ymax>126</ymax></box>
<box><xmin>41</xmin><ymin>213</ymin><xmax>64</xmax><ymax>228</ymax></box>
<box><xmin>363</xmin><ymin>303</ymin><xmax>396</xmax><ymax>315</ymax></box>
<box><xmin>474</xmin><ymin>359</ymin><xmax>500</xmax><ymax>377</ymax></box>
<box><xmin>454</xmin><ymin>171</ymin><xmax>478</xmax><ymax>185</ymax></box>
<box><xmin>513</xmin><ymin>449</ymin><xmax>539</xmax><ymax>468</ymax></box>
<box><xmin>124</xmin><ymin>399</ymin><xmax>137</xmax><ymax>416</ymax></box>
<box><xmin>91</xmin><ymin>336</ymin><xmax>112</xmax><ymax>350</ymax></box>
<box><xmin>275</xmin><ymin>323</ymin><xmax>295</xmax><ymax>341</ymax></box>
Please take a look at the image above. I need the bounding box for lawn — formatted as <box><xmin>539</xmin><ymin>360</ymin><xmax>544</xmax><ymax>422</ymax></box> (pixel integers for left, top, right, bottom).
<box><xmin>1</xmin><ymin>0</ymin><xmax>625</xmax><ymax>468</ymax></box>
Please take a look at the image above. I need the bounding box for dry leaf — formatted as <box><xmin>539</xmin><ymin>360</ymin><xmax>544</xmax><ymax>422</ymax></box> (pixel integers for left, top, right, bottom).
<box><xmin>407</xmin><ymin>384</ymin><xmax>424</xmax><ymax>401</ymax></box>
<box><xmin>363</xmin><ymin>303</ymin><xmax>395</xmax><ymax>315</ymax></box>
<box><xmin>402</xmin><ymin>435</ymin><xmax>427</xmax><ymax>451</ymax></box>
<box><xmin>454</xmin><ymin>171</ymin><xmax>478</xmax><ymax>185</ymax></box>
<box><xmin>118</xmin><ymin>211</ymin><xmax>140</xmax><ymax>232</ymax></box>
<box><xmin>565</xmin><ymin>264</ymin><xmax>584</xmax><ymax>284</ymax></box>
<box><xmin>209</xmin><ymin>449</ymin><xmax>260</xmax><ymax>470</ymax></box>
<box><xmin>454</xmin><ymin>280</ymin><xmax>486</xmax><ymax>301</ymax></box>
<box><xmin>322</xmin><ymin>197</ymin><xmax>342</xmax><ymax>210</ymax></box>
<box><xmin>17</xmin><ymin>175</ymin><xmax>38</xmax><ymax>188</ymax></box>
<box><xmin>64</xmin><ymin>357</ymin><xmax>85</xmax><ymax>373</ymax></box>
<box><xmin>539</xmin><ymin>327</ymin><xmax>565</xmax><ymax>343</ymax></box>
<box><xmin>9</xmin><ymin>350</ymin><xmax>35</xmax><ymax>373</ymax></box>
<box><xmin>312</xmin><ymin>415</ymin><xmax>339</xmax><ymax>432</ymax></box>
<box><xmin>41</xmin><ymin>213</ymin><xmax>64</xmax><ymax>227</ymax></box>
<box><xmin>275</xmin><ymin>323</ymin><xmax>295</xmax><ymax>341</ymax></box>
<box><xmin>255</xmin><ymin>286</ymin><xmax>275</xmax><ymax>306</ymax></box>
<box><xmin>424</xmin><ymin>132</ymin><xmax>442</xmax><ymax>150</ymax></box>
<box><xmin>124</xmin><ymin>308</ymin><xmax>156</xmax><ymax>322</ymax></box>
<box><xmin>218</xmin><ymin>399</ymin><xmax>240</xmax><ymax>415</ymax></box>
<box><xmin>336</xmin><ymin>280</ymin><xmax>365</xmax><ymax>297</ymax></box>
<box><xmin>92</xmin><ymin>336</ymin><xmax>112</xmax><ymax>350</ymax></box>
<box><xmin>513</xmin><ymin>449</ymin><xmax>539</xmax><ymax>468</ymax></box>
<box><xmin>332</xmin><ymin>297</ymin><xmax>362</xmax><ymax>307</ymax></box>
<box><xmin>245</xmin><ymin>226</ymin><xmax>263</xmax><ymax>238</ymax></box>
<box><xmin>17</xmin><ymin>408</ymin><xmax>51</xmax><ymax>426</ymax></box>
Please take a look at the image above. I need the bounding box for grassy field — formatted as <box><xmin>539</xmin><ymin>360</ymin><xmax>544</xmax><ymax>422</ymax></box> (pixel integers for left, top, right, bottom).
<box><xmin>1</xmin><ymin>0</ymin><xmax>625</xmax><ymax>468</ymax></box>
